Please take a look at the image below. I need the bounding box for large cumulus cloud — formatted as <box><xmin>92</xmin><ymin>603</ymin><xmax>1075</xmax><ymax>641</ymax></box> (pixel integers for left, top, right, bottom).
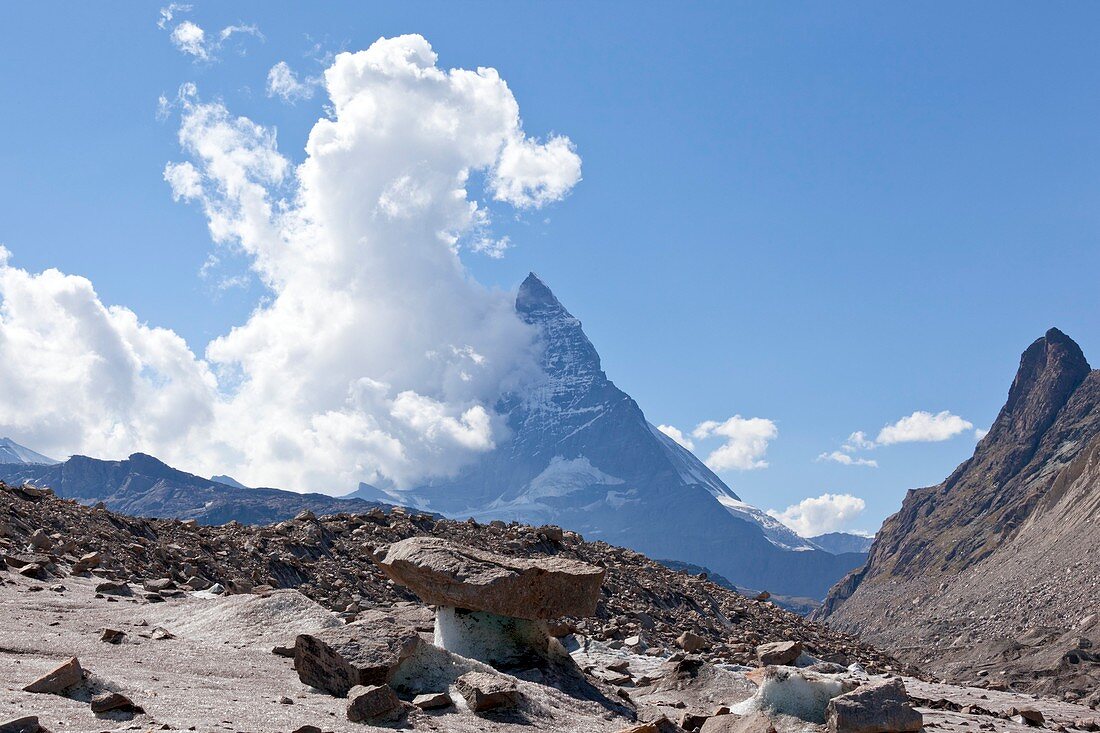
<box><xmin>0</xmin><ymin>34</ymin><xmax>582</xmax><ymax>493</ymax></box>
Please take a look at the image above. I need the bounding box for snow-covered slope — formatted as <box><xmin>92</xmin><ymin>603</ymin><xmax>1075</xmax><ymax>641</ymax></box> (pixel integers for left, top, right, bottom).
<box><xmin>0</xmin><ymin>437</ymin><xmax>59</xmax><ymax>465</ymax></box>
<box><xmin>382</xmin><ymin>274</ymin><xmax>865</xmax><ymax>598</ymax></box>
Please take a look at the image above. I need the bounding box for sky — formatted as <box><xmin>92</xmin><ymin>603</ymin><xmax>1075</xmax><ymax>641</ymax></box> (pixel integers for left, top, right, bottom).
<box><xmin>1</xmin><ymin>2</ymin><xmax>1098</xmax><ymax>536</ymax></box>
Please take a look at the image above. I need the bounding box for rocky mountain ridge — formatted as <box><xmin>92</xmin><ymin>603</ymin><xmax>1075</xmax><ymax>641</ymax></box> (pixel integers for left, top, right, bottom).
<box><xmin>0</xmin><ymin>452</ymin><xmax>386</xmax><ymax>525</ymax></box>
<box><xmin>817</xmin><ymin>328</ymin><xmax>1100</xmax><ymax>706</ymax></box>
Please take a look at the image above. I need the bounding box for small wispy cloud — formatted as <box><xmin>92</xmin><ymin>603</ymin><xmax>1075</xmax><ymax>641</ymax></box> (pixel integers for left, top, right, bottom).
<box><xmin>159</xmin><ymin>8</ymin><xmax>263</xmax><ymax>63</ymax></box>
<box><xmin>266</xmin><ymin>61</ymin><xmax>318</xmax><ymax>103</ymax></box>
<box><xmin>817</xmin><ymin>450</ymin><xmax>878</xmax><ymax>467</ymax></box>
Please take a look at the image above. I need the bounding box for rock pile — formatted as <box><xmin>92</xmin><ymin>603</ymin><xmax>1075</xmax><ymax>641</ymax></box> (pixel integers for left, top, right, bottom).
<box><xmin>0</xmin><ymin>481</ymin><xmax>904</xmax><ymax>674</ymax></box>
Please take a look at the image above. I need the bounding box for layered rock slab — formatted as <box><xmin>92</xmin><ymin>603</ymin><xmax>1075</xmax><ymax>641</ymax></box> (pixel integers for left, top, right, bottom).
<box><xmin>375</xmin><ymin>536</ymin><xmax>605</xmax><ymax>620</ymax></box>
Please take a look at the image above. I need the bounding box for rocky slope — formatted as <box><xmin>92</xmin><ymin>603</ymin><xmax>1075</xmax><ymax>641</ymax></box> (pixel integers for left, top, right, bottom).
<box><xmin>817</xmin><ymin>328</ymin><xmax>1100</xmax><ymax>705</ymax></box>
<box><xmin>0</xmin><ymin>452</ymin><xmax>386</xmax><ymax>524</ymax></box>
<box><xmin>0</xmin><ymin>480</ymin><xmax>901</xmax><ymax>674</ymax></box>
<box><xmin>6</xmin><ymin>480</ymin><xmax>1100</xmax><ymax>733</ymax></box>
<box><xmin>369</xmin><ymin>274</ymin><xmax>865</xmax><ymax>599</ymax></box>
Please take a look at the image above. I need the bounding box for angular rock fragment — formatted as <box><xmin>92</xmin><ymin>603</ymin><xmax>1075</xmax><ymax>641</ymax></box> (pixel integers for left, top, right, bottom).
<box><xmin>756</xmin><ymin>640</ymin><xmax>802</xmax><ymax>666</ymax></box>
<box><xmin>94</xmin><ymin>581</ymin><xmax>131</xmax><ymax>596</ymax></box>
<box><xmin>90</xmin><ymin>691</ymin><xmax>142</xmax><ymax>714</ymax></box>
<box><xmin>413</xmin><ymin>692</ymin><xmax>453</xmax><ymax>710</ymax></box>
<box><xmin>0</xmin><ymin>716</ymin><xmax>39</xmax><ymax>733</ymax></box>
<box><xmin>295</xmin><ymin>618</ymin><xmax>423</xmax><ymax>696</ymax></box>
<box><xmin>23</xmin><ymin>656</ymin><xmax>83</xmax><ymax>694</ymax></box>
<box><xmin>346</xmin><ymin>684</ymin><xmax>406</xmax><ymax>724</ymax></box>
<box><xmin>100</xmin><ymin>628</ymin><xmax>125</xmax><ymax>644</ymax></box>
<box><xmin>454</xmin><ymin>671</ymin><xmax>521</xmax><ymax>712</ymax></box>
<box><xmin>375</xmin><ymin>536</ymin><xmax>604</xmax><ymax>620</ymax></box>
<box><xmin>826</xmin><ymin>678</ymin><xmax>922</xmax><ymax>733</ymax></box>
<box><xmin>677</xmin><ymin>631</ymin><xmax>706</xmax><ymax>653</ymax></box>
<box><xmin>71</xmin><ymin>552</ymin><xmax>101</xmax><ymax>573</ymax></box>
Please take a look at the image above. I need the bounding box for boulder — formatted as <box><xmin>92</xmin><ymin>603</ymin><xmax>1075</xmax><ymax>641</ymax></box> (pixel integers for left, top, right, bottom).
<box><xmin>375</xmin><ymin>536</ymin><xmax>604</xmax><ymax>620</ymax></box>
<box><xmin>701</xmin><ymin>713</ymin><xmax>777</xmax><ymax>733</ymax></box>
<box><xmin>90</xmin><ymin>691</ymin><xmax>141</xmax><ymax>714</ymax></box>
<box><xmin>677</xmin><ymin>631</ymin><xmax>707</xmax><ymax>653</ymax></box>
<box><xmin>413</xmin><ymin>692</ymin><xmax>453</xmax><ymax>710</ymax></box>
<box><xmin>23</xmin><ymin>657</ymin><xmax>83</xmax><ymax>694</ymax></box>
<box><xmin>94</xmin><ymin>581</ymin><xmax>132</xmax><ymax>596</ymax></box>
<box><xmin>28</xmin><ymin>530</ymin><xmax>51</xmax><ymax>551</ymax></box>
<box><xmin>346</xmin><ymin>684</ymin><xmax>406</xmax><ymax>724</ymax></box>
<box><xmin>72</xmin><ymin>552</ymin><xmax>101</xmax><ymax>573</ymax></box>
<box><xmin>0</xmin><ymin>716</ymin><xmax>39</xmax><ymax>733</ymax></box>
<box><xmin>826</xmin><ymin>678</ymin><xmax>922</xmax><ymax>733</ymax></box>
<box><xmin>615</xmin><ymin>724</ymin><xmax>659</xmax><ymax>733</ymax></box>
<box><xmin>295</xmin><ymin>618</ymin><xmax>423</xmax><ymax>696</ymax></box>
<box><xmin>756</xmin><ymin>640</ymin><xmax>803</xmax><ymax>666</ymax></box>
<box><xmin>454</xmin><ymin>671</ymin><xmax>521</xmax><ymax>712</ymax></box>
<box><xmin>100</xmin><ymin>628</ymin><xmax>125</xmax><ymax>644</ymax></box>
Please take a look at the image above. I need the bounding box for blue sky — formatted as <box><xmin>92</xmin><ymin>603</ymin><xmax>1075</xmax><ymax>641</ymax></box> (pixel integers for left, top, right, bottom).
<box><xmin>1</xmin><ymin>2</ymin><xmax>1098</xmax><ymax>535</ymax></box>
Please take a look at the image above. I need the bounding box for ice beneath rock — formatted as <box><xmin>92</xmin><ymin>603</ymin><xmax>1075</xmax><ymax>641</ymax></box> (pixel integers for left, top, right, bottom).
<box><xmin>731</xmin><ymin>668</ymin><xmax>852</xmax><ymax>723</ymax></box>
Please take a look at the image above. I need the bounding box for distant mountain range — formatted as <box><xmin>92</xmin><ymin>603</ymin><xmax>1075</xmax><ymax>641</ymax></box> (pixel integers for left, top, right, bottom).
<box><xmin>353</xmin><ymin>274</ymin><xmax>867</xmax><ymax>598</ymax></box>
<box><xmin>0</xmin><ymin>437</ymin><xmax>58</xmax><ymax>465</ymax></box>
<box><xmin>808</xmin><ymin>532</ymin><xmax>875</xmax><ymax>555</ymax></box>
<box><xmin>0</xmin><ymin>452</ymin><xmax>386</xmax><ymax>525</ymax></box>
<box><xmin>817</xmin><ymin>328</ymin><xmax>1100</xmax><ymax>703</ymax></box>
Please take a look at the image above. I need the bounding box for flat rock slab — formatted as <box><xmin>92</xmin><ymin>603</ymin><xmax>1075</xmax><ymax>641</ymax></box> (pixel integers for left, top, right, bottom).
<box><xmin>346</xmin><ymin>684</ymin><xmax>406</xmax><ymax>724</ymax></box>
<box><xmin>376</xmin><ymin>537</ymin><xmax>605</xmax><ymax>620</ymax></box>
<box><xmin>295</xmin><ymin>618</ymin><xmax>424</xmax><ymax>696</ymax></box>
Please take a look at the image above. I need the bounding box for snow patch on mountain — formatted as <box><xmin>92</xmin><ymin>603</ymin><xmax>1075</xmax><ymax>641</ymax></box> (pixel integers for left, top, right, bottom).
<box><xmin>0</xmin><ymin>438</ymin><xmax>59</xmax><ymax>465</ymax></box>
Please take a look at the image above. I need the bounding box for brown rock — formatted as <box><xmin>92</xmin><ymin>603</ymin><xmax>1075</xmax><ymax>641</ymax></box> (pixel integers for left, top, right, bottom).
<box><xmin>615</xmin><ymin>724</ymin><xmax>659</xmax><ymax>733</ymax></box>
<box><xmin>756</xmin><ymin>640</ymin><xmax>803</xmax><ymax>666</ymax></box>
<box><xmin>295</xmin><ymin>619</ymin><xmax>423</xmax><ymax>696</ymax></box>
<box><xmin>375</xmin><ymin>536</ymin><xmax>604</xmax><ymax>620</ymax></box>
<box><xmin>100</xmin><ymin>628</ymin><xmax>125</xmax><ymax>644</ymax></box>
<box><xmin>346</xmin><ymin>684</ymin><xmax>406</xmax><ymax>724</ymax></box>
<box><xmin>72</xmin><ymin>552</ymin><xmax>101</xmax><ymax>573</ymax></box>
<box><xmin>22</xmin><ymin>657</ymin><xmax>83</xmax><ymax>694</ymax></box>
<box><xmin>413</xmin><ymin>692</ymin><xmax>453</xmax><ymax>710</ymax></box>
<box><xmin>0</xmin><ymin>716</ymin><xmax>39</xmax><ymax>733</ymax></box>
<box><xmin>90</xmin><ymin>691</ymin><xmax>141</xmax><ymax>713</ymax></box>
<box><xmin>291</xmin><ymin>727</ymin><xmax>321</xmax><ymax>733</ymax></box>
<box><xmin>826</xmin><ymin>678</ymin><xmax>922</xmax><ymax>733</ymax></box>
<box><xmin>677</xmin><ymin>631</ymin><xmax>707</xmax><ymax>653</ymax></box>
<box><xmin>94</xmin><ymin>581</ymin><xmax>131</xmax><ymax>596</ymax></box>
<box><xmin>454</xmin><ymin>671</ymin><xmax>521</xmax><ymax>712</ymax></box>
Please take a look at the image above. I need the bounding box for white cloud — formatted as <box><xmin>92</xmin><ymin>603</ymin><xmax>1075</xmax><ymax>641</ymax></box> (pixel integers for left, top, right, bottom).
<box><xmin>0</xmin><ymin>35</ymin><xmax>581</xmax><ymax>494</ymax></box>
<box><xmin>656</xmin><ymin>424</ymin><xmax>695</xmax><ymax>451</ymax></box>
<box><xmin>170</xmin><ymin>21</ymin><xmax>209</xmax><ymax>60</ymax></box>
<box><xmin>842</xmin><ymin>430</ymin><xmax>876</xmax><ymax>452</ymax></box>
<box><xmin>0</xmin><ymin>247</ymin><xmax>217</xmax><ymax>465</ymax></box>
<box><xmin>266</xmin><ymin>61</ymin><xmax>317</xmax><ymax>103</ymax></box>
<box><xmin>974</xmin><ymin>427</ymin><xmax>989</xmax><ymax>441</ymax></box>
<box><xmin>165</xmin><ymin>18</ymin><xmax>262</xmax><ymax>62</ymax></box>
<box><xmin>817</xmin><ymin>450</ymin><xmax>878</xmax><ymax>467</ymax></box>
<box><xmin>767</xmin><ymin>493</ymin><xmax>866</xmax><ymax>537</ymax></box>
<box><xmin>875</xmin><ymin>410</ymin><xmax>973</xmax><ymax>445</ymax></box>
<box><xmin>692</xmin><ymin>416</ymin><xmax>777</xmax><ymax>471</ymax></box>
<box><xmin>823</xmin><ymin>411</ymin><xmax>975</xmax><ymax>465</ymax></box>
<box><xmin>491</xmin><ymin>135</ymin><xmax>582</xmax><ymax>208</ymax></box>
<box><xmin>157</xmin><ymin>3</ymin><xmax>191</xmax><ymax>30</ymax></box>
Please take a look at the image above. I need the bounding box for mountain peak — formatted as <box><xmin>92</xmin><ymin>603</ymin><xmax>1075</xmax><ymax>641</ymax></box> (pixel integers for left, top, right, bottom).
<box><xmin>516</xmin><ymin>272</ymin><xmax>567</xmax><ymax>320</ymax></box>
<box><xmin>998</xmin><ymin>328</ymin><xmax>1090</xmax><ymax>429</ymax></box>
